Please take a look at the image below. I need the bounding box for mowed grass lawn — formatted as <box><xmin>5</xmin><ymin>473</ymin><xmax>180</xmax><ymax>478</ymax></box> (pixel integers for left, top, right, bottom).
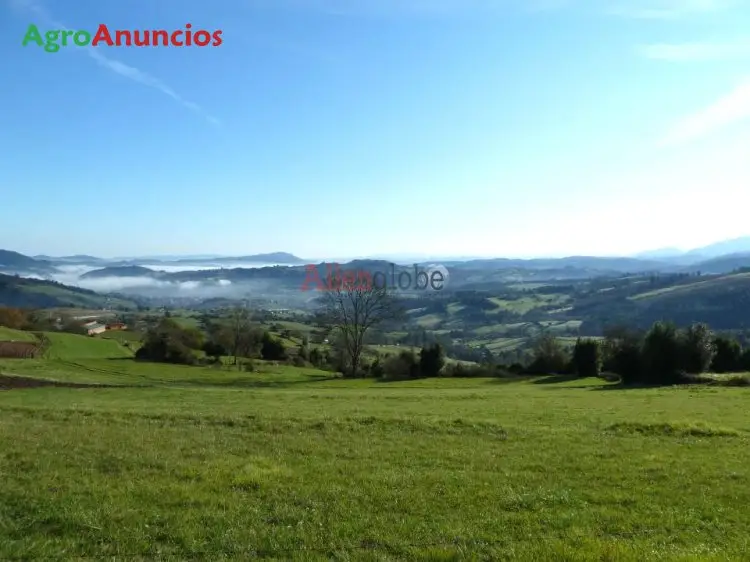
<box><xmin>0</xmin><ymin>333</ymin><xmax>749</xmax><ymax>559</ymax></box>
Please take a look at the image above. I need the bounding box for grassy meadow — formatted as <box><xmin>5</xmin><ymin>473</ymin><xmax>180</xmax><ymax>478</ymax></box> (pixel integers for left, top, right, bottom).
<box><xmin>0</xmin><ymin>326</ymin><xmax>37</xmax><ymax>341</ymax></box>
<box><xmin>0</xmin><ymin>331</ymin><xmax>749</xmax><ymax>559</ymax></box>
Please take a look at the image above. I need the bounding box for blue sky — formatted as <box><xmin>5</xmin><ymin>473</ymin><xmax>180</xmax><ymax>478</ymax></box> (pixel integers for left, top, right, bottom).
<box><xmin>2</xmin><ymin>0</ymin><xmax>749</xmax><ymax>259</ymax></box>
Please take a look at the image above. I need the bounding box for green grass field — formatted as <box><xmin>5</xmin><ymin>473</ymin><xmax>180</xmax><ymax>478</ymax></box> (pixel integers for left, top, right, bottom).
<box><xmin>0</xmin><ymin>326</ymin><xmax>37</xmax><ymax>341</ymax></box>
<box><xmin>43</xmin><ymin>332</ymin><xmax>133</xmax><ymax>360</ymax></box>
<box><xmin>1</xmin><ymin>331</ymin><xmax>749</xmax><ymax>559</ymax></box>
<box><xmin>99</xmin><ymin>330</ymin><xmax>144</xmax><ymax>344</ymax></box>
<box><xmin>487</xmin><ymin>294</ymin><xmax>569</xmax><ymax>315</ymax></box>
<box><xmin>273</xmin><ymin>321</ymin><xmax>316</xmax><ymax>334</ymax></box>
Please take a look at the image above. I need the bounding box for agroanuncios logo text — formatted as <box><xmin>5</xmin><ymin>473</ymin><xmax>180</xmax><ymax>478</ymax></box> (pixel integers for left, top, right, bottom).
<box><xmin>22</xmin><ymin>23</ymin><xmax>223</xmax><ymax>53</ymax></box>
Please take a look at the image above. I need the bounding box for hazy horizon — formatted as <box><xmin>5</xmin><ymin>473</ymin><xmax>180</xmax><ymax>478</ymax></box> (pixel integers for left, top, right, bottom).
<box><xmin>11</xmin><ymin>234</ymin><xmax>750</xmax><ymax>263</ymax></box>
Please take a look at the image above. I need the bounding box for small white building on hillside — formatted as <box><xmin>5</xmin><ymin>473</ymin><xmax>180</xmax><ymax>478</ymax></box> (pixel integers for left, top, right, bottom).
<box><xmin>85</xmin><ymin>322</ymin><xmax>107</xmax><ymax>336</ymax></box>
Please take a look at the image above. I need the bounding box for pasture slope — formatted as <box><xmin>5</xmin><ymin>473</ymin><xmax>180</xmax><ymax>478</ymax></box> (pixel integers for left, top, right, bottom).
<box><xmin>0</xmin><ymin>332</ymin><xmax>749</xmax><ymax>559</ymax></box>
<box><xmin>0</xmin><ymin>327</ymin><xmax>43</xmax><ymax>359</ymax></box>
<box><xmin>0</xmin><ymin>326</ymin><xmax>37</xmax><ymax>342</ymax></box>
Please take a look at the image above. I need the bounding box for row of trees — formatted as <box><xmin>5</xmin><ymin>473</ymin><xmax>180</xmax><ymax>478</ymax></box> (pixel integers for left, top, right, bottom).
<box><xmin>135</xmin><ymin>317</ymin><xmax>289</xmax><ymax>366</ymax></box>
<box><xmin>528</xmin><ymin>322</ymin><xmax>750</xmax><ymax>385</ymax></box>
<box><xmin>0</xmin><ymin>307</ymin><xmax>30</xmax><ymax>330</ymax></box>
<box><xmin>0</xmin><ymin>306</ymin><xmax>91</xmax><ymax>335</ymax></box>
<box><xmin>366</xmin><ymin>344</ymin><xmax>447</xmax><ymax>379</ymax></box>
<box><xmin>603</xmin><ymin>323</ymin><xmax>750</xmax><ymax>384</ymax></box>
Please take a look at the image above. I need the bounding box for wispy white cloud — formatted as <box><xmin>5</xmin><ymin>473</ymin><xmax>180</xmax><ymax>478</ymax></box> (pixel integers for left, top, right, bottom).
<box><xmin>659</xmin><ymin>79</ymin><xmax>750</xmax><ymax>146</ymax></box>
<box><xmin>84</xmin><ymin>49</ymin><xmax>220</xmax><ymax>125</ymax></box>
<box><xmin>638</xmin><ymin>40</ymin><xmax>750</xmax><ymax>61</ymax></box>
<box><xmin>10</xmin><ymin>0</ymin><xmax>219</xmax><ymax>125</ymax></box>
<box><xmin>607</xmin><ymin>0</ymin><xmax>741</xmax><ymax>19</ymax></box>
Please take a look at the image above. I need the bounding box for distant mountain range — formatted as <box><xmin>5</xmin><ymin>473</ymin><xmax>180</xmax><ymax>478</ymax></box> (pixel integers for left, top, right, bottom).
<box><xmin>3</xmin><ymin>238</ymin><xmax>750</xmax><ymax>299</ymax></box>
<box><xmin>634</xmin><ymin>236</ymin><xmax>750</xmax><ymax>260</ymax></box>
<box><xmin>18</xmin><ymin>251</ymin><xmax>306</xmax><ymax>270</ymax></box>
<box><xmin>13</xmin><ymin>235</ymin><xmax>750</xmax><ymax>269</ymax></box>
<box><xmin>0</xmin><ymin>250</ymin><xmax>56</xmax><ymax>274</ymax></box>
<box><xmin>33</xmin><ymin>254</ymin><xmax>107</xmax><ymax>263</ymax></box>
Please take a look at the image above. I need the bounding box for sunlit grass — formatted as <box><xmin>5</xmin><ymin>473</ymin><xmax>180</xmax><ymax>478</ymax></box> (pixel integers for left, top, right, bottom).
<box><xmin>1</xmin><ymin>333</ymin><xmax>750</xmax><ymax>559</ymax></box>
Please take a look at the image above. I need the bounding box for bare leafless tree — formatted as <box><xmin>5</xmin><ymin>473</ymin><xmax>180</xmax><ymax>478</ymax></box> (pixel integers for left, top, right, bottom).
<box><xmin>319</xmin><ymin>284</ymin><xmax>403</xmax><ymax>377</ymax></box>
<box><xmin>228</xmin><ymin>302</ymin><xmax>252</xmax><ymax>367</ymax></box>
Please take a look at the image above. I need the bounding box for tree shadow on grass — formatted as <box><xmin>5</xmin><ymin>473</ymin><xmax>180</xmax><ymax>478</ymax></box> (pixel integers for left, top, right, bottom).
<box><xmin>588</xmin><ymin>372</ymin><xmax>726</xmax><ymax>391</ymax></box>
<box><xmin>371</xmin><ymin>375</ymin><xmax>535</xmax><ymax>385</ymax></box>
<box><xmin>523</xmin><ymin>374</ymin><xmax>641</xmax><ymax>390</ymax></box>
<box><xmin>485</xmin><ymin>376</ymin><xmax>536</xmax><ymax>385</ymax></box>
<box><xmin>153</xmin><ymin>370</ymin><xmax>344</xmax><ymax>388</ymax></box>
<box><xmin>590</xmin><ymin>383</ymin><xmax>664</xmax><ymax>391</ymax></box>
<box><xmin>373</xmin><ymin>375</ymin><xmax>426</xmax><ymax>383</ymax></box>
<box><xmin>531</xmin><ymin>374</ymin><xmax>580</xmax><ymax>384</ymax></box>
<box><xmin>589</xmin><ymin>381</ymin><xmax>713</xmax><ymax>391</ymax></box>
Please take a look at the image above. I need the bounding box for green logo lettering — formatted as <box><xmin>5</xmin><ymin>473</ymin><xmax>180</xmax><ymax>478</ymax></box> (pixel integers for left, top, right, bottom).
<box><xmin>44</xmin><ymin>30</ymin><xmax>60</xmax><ymax>53</ymax></box>
<box><xmin>21</xmin><ymin>24</ymin><xmax>43</xmax><ymax>47</ymax></box>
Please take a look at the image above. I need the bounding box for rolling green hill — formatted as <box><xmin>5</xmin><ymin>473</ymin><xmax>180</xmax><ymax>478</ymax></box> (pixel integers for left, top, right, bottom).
<box><xmin>630</xmin><ymin>272</ymin><xmax>750</xmax><ymax>302</ymax></box>
<box><xmin>42</xmin><ymin>332</ymin><xmax>133</xmax><ymax>360</ymax></box>
<box><xmin>0</xmin><ymin>274</ymin><xmax>137</xmax><ymax>310</ymax></box>
<box><xmin>80</xmin><ymin>265</ymin><xmax>165</xmax><ymax>279</ymax></box>
<box><xmin>0</xmin><ymin>250</ymin><xmax>56</xmax><ymax>274</ymax></box>
<box><xmin>0</xmin><ymin>326</ymin><xmax>37</xmax><ymax>342</ymax></box>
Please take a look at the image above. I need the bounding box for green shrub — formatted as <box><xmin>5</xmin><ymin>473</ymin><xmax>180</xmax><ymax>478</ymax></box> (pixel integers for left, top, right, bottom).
<box><xmin>711</xmin><ymin>335</ymin><xmax>743</xmax><ymax>372</ymax></box>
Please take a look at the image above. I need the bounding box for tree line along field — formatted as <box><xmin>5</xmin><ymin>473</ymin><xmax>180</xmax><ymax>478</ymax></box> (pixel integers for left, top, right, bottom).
<box><xmin>0</xmin><ymin>328</ymin><xmax>750</xmax><ymax>558</ymax></box>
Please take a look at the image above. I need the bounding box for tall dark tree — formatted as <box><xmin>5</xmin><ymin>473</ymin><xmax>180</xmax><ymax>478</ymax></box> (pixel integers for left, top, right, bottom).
<box><xmin>571</xmin><ymin>338</ymin><xmax>602</xmax><ymax>378</ymax></box>
<box><xmin>602</xmin><ymin>325</ymin><xmax>643</xmax><ymax>384</ymax></box>
<box><xmin>202</xmin><ymin>340</ymin><xmax>226</xmax><ymax>362</ymax></box>
<box><xmin>680</xmin><ymin>323</ymin><xmax>716</xmax><ymax>374</ymax></box>
<box><xmin>419</xmin><ymin>343</ymin><xmax>446</xmax><ymax>377</ymax></box>
<box><xmin>642</xmin><ymin>321</ymin><xmax>682</xmax><ymax>384</ymax></box>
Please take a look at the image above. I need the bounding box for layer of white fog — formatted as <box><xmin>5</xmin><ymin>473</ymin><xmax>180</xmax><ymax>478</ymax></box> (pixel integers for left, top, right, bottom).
<box><xmin>18</xmin><ymin>261</ymin><xmax>448</xmax><ymax>304</ymax></box>
<box><xmin>43</xmin><ymin>262</ymin><xmax>293</xmax><ymax>299</ymax></box>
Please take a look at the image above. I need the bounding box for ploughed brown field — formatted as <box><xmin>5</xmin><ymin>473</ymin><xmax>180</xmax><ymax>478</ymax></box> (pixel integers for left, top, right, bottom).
<box><xmin>0</xmin><ymin>341</ymin><xmax>40</xmax><ymax>359</ymax></box>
